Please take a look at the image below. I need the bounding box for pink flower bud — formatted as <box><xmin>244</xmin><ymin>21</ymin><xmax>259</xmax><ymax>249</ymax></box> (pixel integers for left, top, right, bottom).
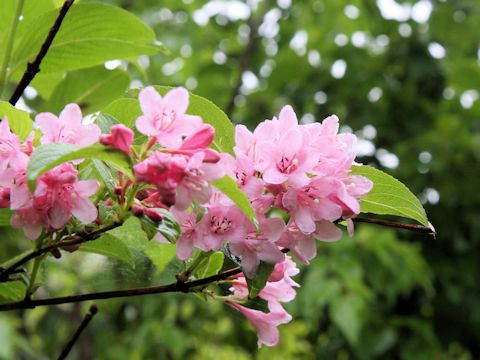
<box><xmin>100</xmin><ymin>124</ymin><xmax>134</xmax><ymax>155</ymax></box>
<box><xmin>0</xmin><ymin>188</ymin><xmax>11</xmax><ymax>208</ymax></box>
<box><xmin>131</xmin><ymin>204</ymin><xmax>144</xmax><ymax>217</ymax></box>
<box><xmin>144</xmin><ymin>208</ymin><xmax>164</xmax><ymax>222</ymax></box>
<box><xmin>180</xmin><ymin>124</ymin><xmax>215</xmax><ymax>150</ymax></box>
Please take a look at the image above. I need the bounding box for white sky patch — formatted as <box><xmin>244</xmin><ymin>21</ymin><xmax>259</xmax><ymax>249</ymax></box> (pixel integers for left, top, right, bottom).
<box><xmin>137</xmin><ymin>55</ymin><xmax>150</xmax><ymax>69</ymax></box>
<box><xmin>421</xmin><ymin>188</ymin><xmax>440</xmax><ymax>205</ymax></box>
<box><xmin>186</xmin><ymin>77</ymin><xmax>198</xmax><ymax>90</ymax></box>
<box><xmin>104</xmin><ymin>60</ymin><xmax>122</xmax><ymax>70</ymax></box>
<box><xmin>363</xmin><ymin>124</ymin><xmax>377</xmax><ymax>140</ymax></box>
<box><xmin>376</xmin><ymin>0</ymin><xmax>411</xmax><ymax>21</ymax></box>
<box><xmin>260</xmin><ymin>59</ymin><xmax>275</xmax><ymax>77</ymax></box>
<box><xmin>398</xmin><ymin>23</ymin><xmax>412</xmax><ymax>37</ymax></box>
<box><xmin>443</xmin><ymin>87</ymin><xmax>455</xmax><ymax>100</ymax></box>
<box><xmin>355</xmin><ymin>139</ymin><xmax>376</xmax><ymax>157</ymax></box>
<box><xmin>344</xmin><ymin>5</ymin><xmax>360</xmax><ymax>19</ymax></box>
<box><xmin>241</xmin><ymin>71</ymin><xmax>260</xmax><ymax>93</ymax></box>
<box><xmin>213</xmin><ymin>51</ymin><xmax>227</xmax><ymax>64</ymax></box>
<box><xmin>290</xmin><ymin>30</ymin><xmax>308</xmax><ymax>55</ymax></box>
<box><xmin>162</xmin><ymin>58</ymin><xmax>184</xmax><ymax>76</ymax></box>
<box><xmin>428</xmin><ymin>42</ymin><xmax>446</xmax><ymax>59</ymax></box>
<box><xmin>334</xmin><ymin>33</ymin><xmax>348</xmax><ymax>47</ymax></box>
<box><xmin>300</xmin><ymin>113</ymin><xmax>315</xmax><ymax>124</ymax></box>
<box><xmin>376</xmin><ymin>149</ymin><xmax>399</xmax><ymax>168</ymax></box>
<box><xmin>460</xmin><ymin>90</ymin><xmax>479</xmax><ymax>109</ymax></box>
<box><xmin>411</xmin><ymin>0</ymin><xmax>432</xmax><ymax>23</ymax></box>
<box><xmin>14</xmin><ymin>97</ymin><xmax>32</xmax><ymax>113</ymax></box>
<box><xmin>368</xmin><ymin>87</ymin><xmax>383</xmax><ymax>102</ymax></box>
<box><xmin>277</xmin><ymin>0</ymin><xmax>291</xmax><ymax>9</ymax></box>
<box><xmin>130</xmin><ymin>80</ymin><xmax>143</xmax><ymax>89</ymax></box>
<box><xmin>308</xmin><ymin>50</ymin><xmax>321</xmax><ymax>67</ymax></box>
<box><xmin>331</xmin><ymin>59</ymin><xmax>347</xmax><ymax>79</ymax></box>
<box><xmin>181</xmin><ymin>44</ymin><xmax>192</xmax><ymax>58</ymax></box>
<box><xmin>351</xmin><ymin>31</ymin><xmax>367</xmax><ymax>48</ymax></box>
<box><xmin>24</xmin><ymin>86</ymin><xmax>38</xmax><ymax>100</ymax></box>
<box><xmin>376</xmin><ymin>34</ymin><xmax>390</xmax><ymax>47</ymax></box>
<box><xmin>193</xmin><ymin>1</ymin><xmax>250</xmax><ymax>26</ymax></box>
<box><xmin>314</xmin><ymin>91</ymin><xmax>328</xmax><ymax>104</ymax></box>
<box><xmin>419</xmin><ymin>151</ymin><xmax>432</xmax><ymax>163</ymax></box>
<box><xmin>259</xmin><ymin>8</ymin><xmax>282</xmax><ymax>39</ymax></box>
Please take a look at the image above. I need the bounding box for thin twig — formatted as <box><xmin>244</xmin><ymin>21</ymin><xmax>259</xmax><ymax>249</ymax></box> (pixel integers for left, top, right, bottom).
<box><xmin>9</xmin><ymin>0</ymin><xmax>75</xmax><ymax>105</ymax></box>
<box><xmin>350</xmin><ymin>217</ymin><xmax>435</xmax><ymax>235</ymax></box>
<box><xmin>0</xmin><ymin>223</ymin><xmax>121</xmax><ymax>282</ymax></box>
<box><xmin>0</xmin><ymin>267</ymin><xmax>242</xmax><ymax>311</ymax></box>
<box><xmin>57</xmin><ymin>304</ymin><xmax>98</xmax><ymax>360</ymax></box>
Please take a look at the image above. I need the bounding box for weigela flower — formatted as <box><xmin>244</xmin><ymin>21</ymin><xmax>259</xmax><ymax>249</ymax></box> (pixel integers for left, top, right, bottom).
<box><xmin>136</xmin><ymin>86</ymin><xmax>202</xmax><ymax>148</ymax></box>
<box><xmin>36</xmin><ymin>104</ymin><xmax>101</xmax><ymax>147</ymax></box>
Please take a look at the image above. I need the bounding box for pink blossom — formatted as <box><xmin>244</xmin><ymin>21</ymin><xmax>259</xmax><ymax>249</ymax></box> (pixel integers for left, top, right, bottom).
<box><xmin>136</xmin><ymin>86</ymin><xmax>202</xmax><ymax>148</ymax></box>
<box><xmin>229</xmin><ymin>216</ymin><xmax>286</xmax><ymax>278</ymax></box>
<box><xmin>169</xmin><ymin>208</ymin><xmax>202</xmax><ymax>260</ymax></box>
<box><xmin>33</xmin><ymin>163</ymin><xmax>99</xmax><ymax>230</ymax></box>
<box><xmin>228</xmin><ymin>301</ymin><xmax>292</xmax><ymax>348</ymax></box>
<box><xmin>0</xmin><ymin>117</ymin><xmax>28</xmax><ymax>171</ymax></box>
<box><xmin>10</xmin><ymin>205</ymin><xmax>45</xmax><ymax>240</ymax></box>
<box><xmin>100</xmin><ymin>124</ymin><xmax>134</xmax><ymax>154</ymax></box>
<box><xmin>134</xmin><ymin>152</ymin><xmax>187</xmax><ymax>206</ymax></box>
<box><xmin>36</xmin><ymin>104</ymin><xmax>101</xmax><ymax>147</ymax></box>
<box><xmin>175</xmin><ymin>152</ymin><xmax>224</xmax><ymax>210</ymax></box>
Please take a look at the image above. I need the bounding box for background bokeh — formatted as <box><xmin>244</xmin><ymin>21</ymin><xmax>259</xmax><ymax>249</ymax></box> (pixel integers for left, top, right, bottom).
<box><xmin>1</xmin><ymin>0</ymin><xmax>480</xmax><ymax>358</ymax></box>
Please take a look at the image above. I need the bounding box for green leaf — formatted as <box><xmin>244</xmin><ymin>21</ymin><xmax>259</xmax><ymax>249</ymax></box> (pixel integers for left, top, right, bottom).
<box><xmin>27</xmin><ymin>143</ymin><xmax>133</xmax><ymax>191</ymax></box>
<box><xmin>213</xmin><ymin>175</ymin><xmax>258</xmax><ymax>229</ymax></box>
<box><xmin>141</xmin><ymin>209</ymin><xmax>181</xmax><ymax>243</ymax></box>
<box><xmin>194</xmin><ymin>252</ymin><xmax>225</xmax><ymax>279</ymax></box>
<box><xmin>0</xmin><ymin>101</ymin><xmax>33</xmax><ymax>140</ymax></box>
<box><xmin>351</xmin><ymin>165</ymin><xmax>429</xmax><ymax>226</ymax></box>
<box><xmin>0</xmin><ymin>281</ymin><xmax>27</xmax><ymax>301</ymax></box>
<box><xmin>95</xmin><ymin>114</ymin><xmax>120</xmax><ymax>134</ymax></box>
<box><xmin>45</xmin><ymin>66</ymin><xmax>130</xmax><ymax>114</ymax></box>
<box><xmin>9</xmin><ymin>3</ymin><xmax>163</xmax><ymax>78</ymax></box>
<box><xmin>107</xmin><ymin>217</ymin><xmax>150</xmax><ymax>250</ymax></box>
<box><xmin>330</xmin><ymin>294</ymin><xmax>367</xmax><ymax>346</ymax></box>
<box><xmin>101</xmin><ymin>98</ymin><xmax>140</xmax><ymax>128</ymax></box>
<box><xmin>80</xmin><ymin>235</ymin><xmax>134</xmax><ymax>267</ymax></box>
<box><xmin>92</xmin><ymin>159</ymin><xmax>116</xmax><ymax>195</ymax></box>
<box><xmin>144</xmin><ymin>242</ymin><xmax>177</xmax><ymax>275</ymax></box>
<box><xmin>246</xmin><ymin>261</ymin><xmax>275</xmax><ymax>298</ymax></box>
<box><xmin>0</xmin><ymin>209</ymin><xmax>13</xmax><ymax>226</ymax></box>
<box><xmin>154</xmin><ymin>86</ymin><xmax>235</xmax><ymax>154</ymax></box>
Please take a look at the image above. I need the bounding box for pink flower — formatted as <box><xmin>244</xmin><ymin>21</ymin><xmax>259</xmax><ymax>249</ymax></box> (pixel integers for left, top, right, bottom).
<box><xmin>33</xmin><ymin>163</ymin><xmax>99</xmax><ymax>230</ymax></box>
<box><xmin>169</xmin><ymin>208</ymin><xmax>202</xmax><ymax>260</ymax></box>
<box><xmin>0</xmin><ymin>117</ymin><xmax>28</xmax><ymax>171</ymax></box>
<box><xmin>36</xmin><ymin>104</ymin><xmax>101</xmax><ymax>147</ymax></box>
<box><xmin>136</xmin><ymin>86</ymin><xmax>202</xmax><ymax>148</ymax></box>
<box><xmin>175</xmin><ymin>152</ymin><xmax>224</xmax><ymax>210</ymax></box>
<box><xmin>228</xmin><ymin>301</ymin><xmax>292</xmax><ymax>348</ymax></box>
<box><xmin>134</xmin><ymin>152</ymin><xmax>187</xmax><ymax>206</ymax></box>
<box><xmin>100</xmin><ymin>124</ymin><xmax>134</xmax><ymax>154</ymax></box>
<box><xmin>11</xmin><ymin>205</ymin><xmax>45</xmax><ymax>240</ymax></box>
<box><xmin>229</xmin><ymin>216</ymin><xmax>286</xmax><ymax>278</ymax></box>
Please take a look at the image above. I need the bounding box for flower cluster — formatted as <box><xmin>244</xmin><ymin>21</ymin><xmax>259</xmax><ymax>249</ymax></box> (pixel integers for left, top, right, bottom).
<box><xmin>0</xmin><ymin>104</ymin><xmax>100</xmax><ymax>239</ymax></box>
<box><xmin>0</xmin><ymin>86</ymin><xmax>372</xmax><ymax>348</ymax></box>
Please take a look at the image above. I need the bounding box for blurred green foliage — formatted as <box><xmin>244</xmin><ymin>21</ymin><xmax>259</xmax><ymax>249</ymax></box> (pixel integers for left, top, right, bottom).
<box><xmin>1</xmin><ymin>0</ymin><xmax>479</xmax><ymax>358</ymax></box>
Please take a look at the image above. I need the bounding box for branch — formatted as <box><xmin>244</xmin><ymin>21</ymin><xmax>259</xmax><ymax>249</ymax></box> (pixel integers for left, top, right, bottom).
<box><xmin>0</xmin><ymin>223</ymin><xmax>121</xmax><ymax>282</ymax></box>
<box><xmin>9</xmin><ymin>0</ymin><xmax>75</xmax><ymax>105</ymax></box>
<box><xmin>350</xmin><ymin>217</ymin><xmax>435</xmax><ymax>236</ymax></box>
<box><xmin>0</xmin><ymin>267</ymin><xmax>243</xmax><ymax>311</ymax></box>
<box><xmin>57</xmin><ymin>304</ymin><xmax>98</xmax><ymax>360</ymax></box>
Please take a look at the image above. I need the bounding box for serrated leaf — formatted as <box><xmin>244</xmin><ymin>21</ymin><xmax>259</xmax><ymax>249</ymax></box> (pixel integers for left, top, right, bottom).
<box><xmin>80</xmin><ymin>234</ymin><xmax>134</xmax><ymax>267</ymax></box>
<box><xmin>92</xmin><ymin>159</ymin><xmax>116</xmax><ymax>195</ymax></box>
<box><xmin>213</xmin><ymin>175</ymin><xmax>258</xmax><ymax>229</ymax></box>
<box><xmin>0</xmin><ymin>101</ymin><xmax>33</xmax><ymax>140</ymax></box>
<box><xmin>9</xmin><ymin>4</ymin><xmax>163</xmax><ymax>78</ymax></box>
<box><xmin>0</xmin><ymin>281</ymin><xmax>27</xmax><ymax>301</ymax></box>
<box><xmin>246</xmin><ymin>261</ymin><xmax>275</xmax><ymax>298</ymax></box>
<box><xmin>0</xmin><ymin>209</ymin><xmax>13</xmax><ymax>226</ymax></box>
<box><xmin>194</xmin><ymin>252</ymin><xmax>225</xmax><ymax>279</ymax></box>
<box><xmin>144</xmin><ymin>242</ymin><xmax>177</xmax><ymax>274</ymax></box>
<box><xmin>351</xmin><ymin>165</ymin><xmax>429</xmax><ymax>226</ymax></box>
<box><xmin>140</xmin><ymin>209</ymin><xmax>182</xmax><ymax>243</ymax></box>
<box><xmin>45</xmin><ymin>66</ymin><xmax>130</xmax><ymax>114</ymax></box>
<box><xmin>27</xmin><ymin>143</ymin><xmax>133</xmax><ymax>191</ymax></box>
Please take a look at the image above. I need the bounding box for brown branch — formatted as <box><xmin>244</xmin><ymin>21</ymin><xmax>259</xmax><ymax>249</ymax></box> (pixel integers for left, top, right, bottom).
<box><xmin>9</xmin><ymin>0</ymin><xmax>75</xmax><ymax>105</ymax></box>
<box><xmin>0</xmin><ymin>267</ymin><xmax>243</xmax><ymax>311</ymax></box>
<box><xmin>57</xmin><ymin>304</ymin><xmax>98</xmax><ymax>360</ymax></box>
<box><xmin>0</xmin><ymin>223</ymin><xmax>121</xmax><ymax>282</ymax></box>
<box><xmin>349</xmin><ymin>217</ymin><xmax>435</xmax><ymax>236</ymax></box>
